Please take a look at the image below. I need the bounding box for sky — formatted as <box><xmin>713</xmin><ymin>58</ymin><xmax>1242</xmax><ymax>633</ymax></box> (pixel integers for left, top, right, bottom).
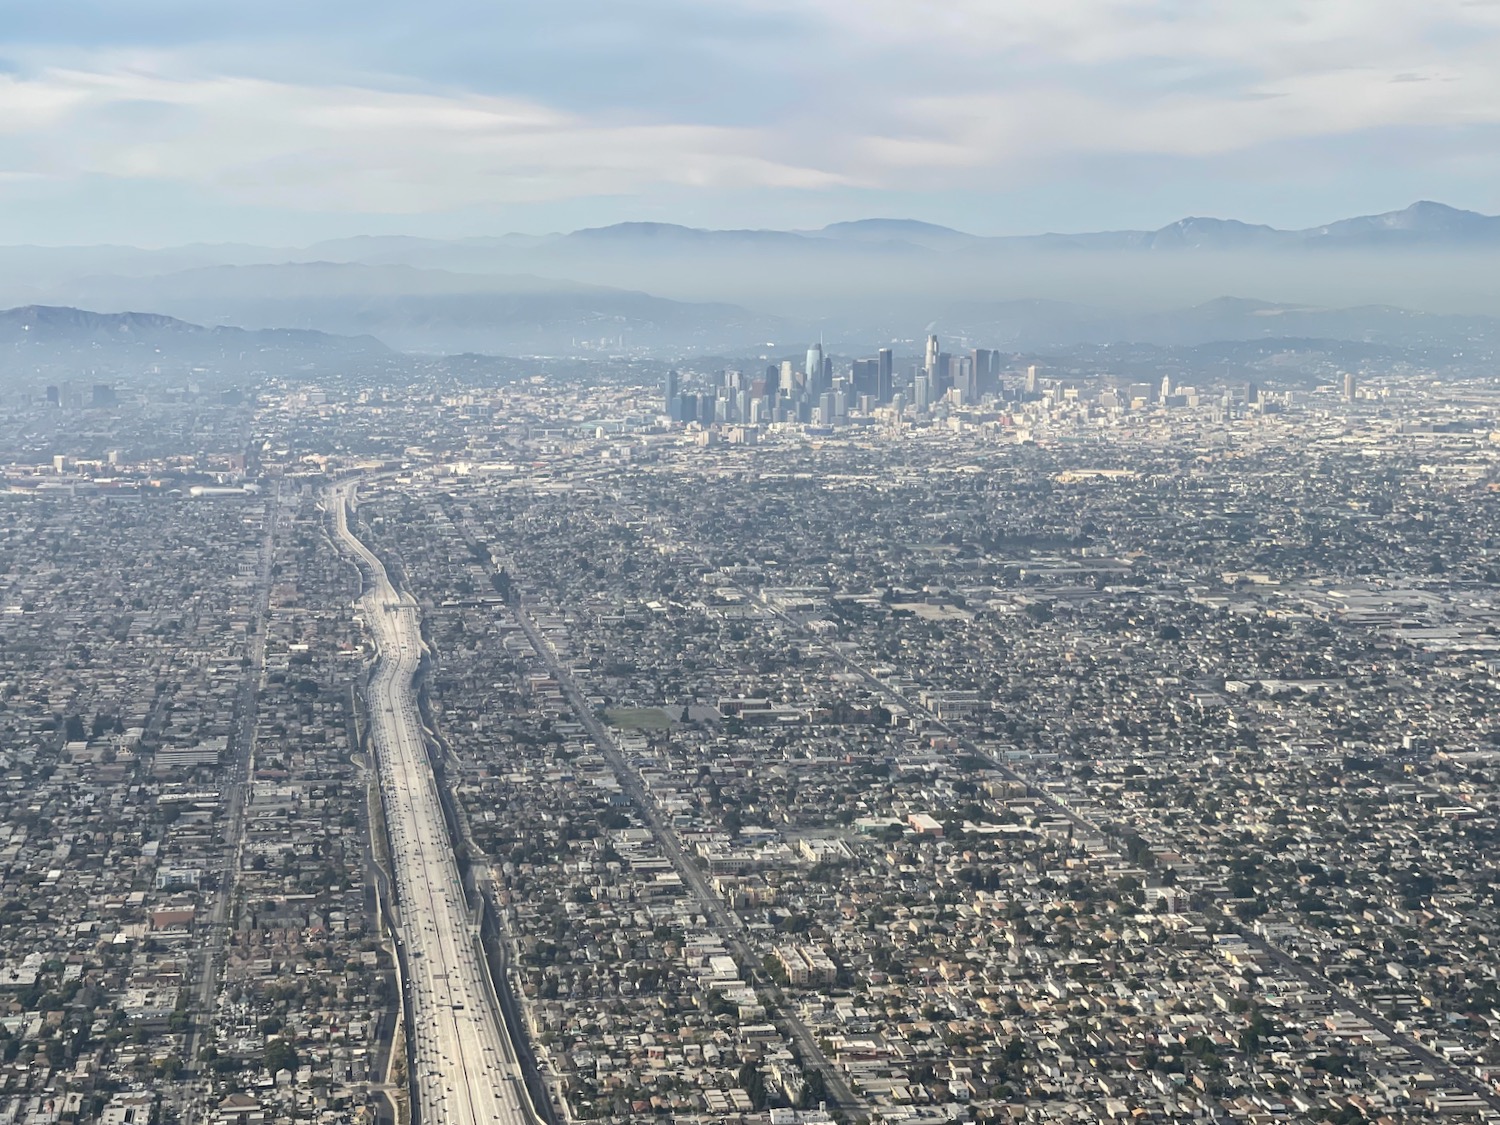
<box><xmin>5</xmin><ymin>0</ymin><xmax>1500</xmax><ymax>244</ymax></box>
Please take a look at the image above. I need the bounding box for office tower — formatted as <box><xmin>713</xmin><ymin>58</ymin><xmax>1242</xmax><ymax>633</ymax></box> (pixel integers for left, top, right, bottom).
<box><xmin>934</xmin><ymin>352</ymin><xmax>953</xmax><ymax>395</ymax></box>
<box><xmin>1160</xmin><ymin>373</ymin><xmax>1173</xmax><ymax>401</ymax></box>
<box><xmin>91</xmin><ymin>384</ymin><xmax>118</xmax><ymax>408</ymax></box>
<box><xmin>818</xmin><ymin>391</ymin><xmax>836</xmax><ymax>425</ymax></box>
<box><xmin>780</xmin><ymin>360</ymin><xmax>796</xmax><ymax>397</ymax></box>
<box><xmin>45</xmin><ymin>385</ymin><xmax>61</xmax><ymax>408</ymax></box>
<box><xmin>953</xmin><ymin>356</ymin><xmax>976</xmax><ymax>404</ymax></box>
<box><xmin>806</xmin><ymin>342</ymin><xmax>824</xmax><ymax>396</ymax></box>
<box><xmin>971</xmin><ymin>348</ymin><xmax>996</xmax><ymax>397</ymax></box>
<box><xmin>1343</xmin><ymin>372</ymin><xmax>1357</xmax><ymax>402</ymax></box>
<box><xmin>664</xmin><ymin>369</ymin><xmax>680</xmax><ymax>420</ymax></box>
<box><xmin>852</xmin><ymin>358</ymin><xmax>879</xmax><ymax>399</ymax></box>
<box><xmin>924</xmin><ymin>335</ymin><xmax>940</xmax><ymax>381</ymax></box>
<box><xmin>1024</xmin><ymin>365</ymin><xmax>1039</xmax><ymax>396</ymax></box>
<box><xmin>877</xmin><ymin>348</ymin><xmax>894</xmax><ymax>403</ymax></box>
<box><xmin>914</xmin><ymin>375</ymin><xmax>930</xmax><ymax>411</ymax></box>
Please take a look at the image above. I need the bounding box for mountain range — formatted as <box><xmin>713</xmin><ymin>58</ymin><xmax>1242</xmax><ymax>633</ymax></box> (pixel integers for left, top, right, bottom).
<box><xmin>243</xmin><ymin>200</ymin><xmax>1499</xmax><ymax>262</ymax></box>
<box><xmin>3</xmin><ymin>202</ymin><xmax>1500</xmax><ymax>358</ymax></box>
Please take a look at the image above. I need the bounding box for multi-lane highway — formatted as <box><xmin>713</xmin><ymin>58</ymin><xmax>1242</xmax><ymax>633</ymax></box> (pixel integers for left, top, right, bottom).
<box><xmin>332</xmin><ymin>484</ymin><xmax>537</xmax><ymax>1125</ymax></box>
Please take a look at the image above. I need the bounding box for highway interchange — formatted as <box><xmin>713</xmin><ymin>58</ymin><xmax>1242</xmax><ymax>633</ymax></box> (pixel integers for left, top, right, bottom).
<box><xmin>333</xmin><ymin>484</ymin><xmax>538</xmax><ymax>1125</ymax></box>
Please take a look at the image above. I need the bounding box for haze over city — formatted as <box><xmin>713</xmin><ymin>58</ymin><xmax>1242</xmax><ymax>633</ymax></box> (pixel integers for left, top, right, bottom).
<box><xmin>4</xmin><ymin>6</ymin><xmax>1500</xmax><ymax>1125</ymax></box>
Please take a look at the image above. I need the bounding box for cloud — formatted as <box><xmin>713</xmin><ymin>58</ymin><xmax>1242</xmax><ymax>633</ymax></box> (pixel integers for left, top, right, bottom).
<box><xmin>0</xmin><ymin>60</ymin><xmax>854</xmax><ymax>214</ymax></box>
<box><xmin>5</xmin><ymin>1</ymin><xmax>1500</xmax><ymax>232</ymax></box>
<box><xmin>694</xmin><ymin>0</ymin><xmax>1500</xmax><ymax>194</ymax></box>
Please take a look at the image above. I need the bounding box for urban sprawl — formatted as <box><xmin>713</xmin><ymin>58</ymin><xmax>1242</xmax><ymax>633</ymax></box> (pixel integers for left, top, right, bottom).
<box><xmin>0</xmin><ymin>340</ymin><xmax>1497</xmax><ymax>1125</ymax></box>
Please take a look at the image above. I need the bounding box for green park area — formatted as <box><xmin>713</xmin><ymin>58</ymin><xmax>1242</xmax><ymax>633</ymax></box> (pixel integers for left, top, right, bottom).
<box><xmin>603</xmin><ymin>707</ymin><xmax>674</xmax><ymax>731</ymax></box>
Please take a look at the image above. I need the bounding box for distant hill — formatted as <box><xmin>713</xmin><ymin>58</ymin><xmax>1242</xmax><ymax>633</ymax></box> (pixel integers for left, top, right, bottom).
<box><xmin>0</xmin><ymin>305</ymin><xmax>391</xmax><ymax>384</ymax></box>
<box><xmin>33</xmin><ymin>265</ymin><xmax>791</xmax><ymax>354</ymax></box>
<box><xmin>1022</xmin><ymin>202</ymin><xmax>1500</xmax><ymax>252</ymax></box>
<box><xmin>809</xmin><ymin>219</ymin><xmax>970</xmax><ymax>251</ymax></box>
<box><xmin>514</xmin><ymin>201</ymin><xmax>1500</xmax><ymax>254</ymax></box>
<box><xmin>0</xmin><ymin>304</ymin><xmax>387</xmax><ymax>349</ymax></box>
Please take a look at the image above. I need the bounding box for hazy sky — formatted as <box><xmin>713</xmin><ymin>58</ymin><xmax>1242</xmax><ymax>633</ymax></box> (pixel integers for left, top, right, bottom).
<box><xmin>6</xmin><ymin>0</ymin><xmax>1500</xmax><ymax>244</ymax></box>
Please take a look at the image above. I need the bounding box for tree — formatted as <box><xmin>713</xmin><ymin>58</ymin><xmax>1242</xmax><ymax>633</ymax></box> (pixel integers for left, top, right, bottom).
<box><xmin>264</xmin><ymin>1038</ymin><xmax>297</xmax><ymax>1076</ymax></box>
<box><xmin>797</xmin><ymin>1069</ymin><xmax>827</xmax><ymax>1109</ymax></box>
<box><xmin>737</xmin><ymin>1062</ymin><xmax>767</xmax><ymax>1110</ymax></box>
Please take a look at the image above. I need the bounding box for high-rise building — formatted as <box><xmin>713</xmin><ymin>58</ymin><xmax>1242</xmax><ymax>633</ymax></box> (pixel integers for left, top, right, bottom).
<box><xmin>818</xmin><ymin>391</ymin><xmax>836</xmax><ymax>425</ymax></box>
<box><xmin>664</xmin><ymin>369</ymin><xmax>680</xmax><ymax>420</ymax></box>
<box><xmin>971</xmin><ymin>348</ymin><xmax>996</xmax><ymax>397</ymax></box>
<box><xmin>1024</xmin><ymin>365</ymin><xmax>1039</xmax><ymax>396</ymax></box>
<box><xmin>1343</xmin><ymin>372</ymin><xmax>1357</xmax><ymax>402</ymax></box>
<box><xmin>933</xmin><ymin>352</ymin><xmax>952</xmax><ymax>395</ymax></box>
<box><xmin>953</xmin><ymin>356</ymin><xmax>976</xmax><ymax>404</ymax></box>
<box><xmin>806</xmin><ymin>342</ymin><xmax>824</xmax><ymax>396</ymax></box>
<box><xmin>914</xmin><ymin>375</ymin><xmax>930</xmax><ymax>411</ymax></box>
<box><xmin>851</xmin><ymin>358</ymin><xmax>879</xmax><ymax>399</ymax></box>
<box><xmin>1160</xmin><ymin>373</ymin><xmax>1173</xmax><ymax>401</ymax></box>
<box><xmin>924</xmin><ymin>335</ymin><xmax>940</xmax><ymax>381</ymax></box>
<box><xmin>877</xmin><ymin>348</ymin><xmax>894</xmax><ymax>403</ymax></box>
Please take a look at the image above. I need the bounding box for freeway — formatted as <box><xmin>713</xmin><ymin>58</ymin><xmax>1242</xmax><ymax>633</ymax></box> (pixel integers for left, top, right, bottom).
<box><xmin>332</xmin><ymin>484</ymin><xmax>538</xmax><ymax>1125</ymax></box>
